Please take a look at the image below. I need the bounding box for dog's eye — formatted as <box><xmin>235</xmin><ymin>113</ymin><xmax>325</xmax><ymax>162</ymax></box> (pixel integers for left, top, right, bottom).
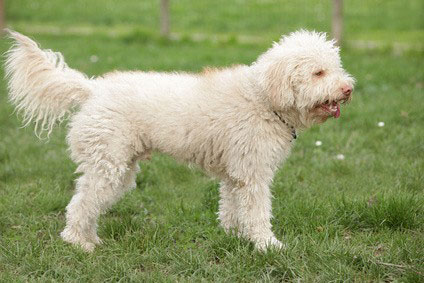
<box><xmin>314</xmin><ymin>70</ymin><xmax>324</xmax><ymax>77</ymax></box>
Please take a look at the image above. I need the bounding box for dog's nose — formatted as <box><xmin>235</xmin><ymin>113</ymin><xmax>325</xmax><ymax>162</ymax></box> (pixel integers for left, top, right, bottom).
<box><xmin>341</xmin><ymin>85</ymin><xmax>352</xmax><ymax>97</ymax></box>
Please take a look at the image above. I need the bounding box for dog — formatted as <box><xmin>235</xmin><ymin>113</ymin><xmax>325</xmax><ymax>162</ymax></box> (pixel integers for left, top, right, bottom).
<box><xmin>5</xmin><ymin>30</ymin><xmax>354</xmax><ymax>252</ymax></box>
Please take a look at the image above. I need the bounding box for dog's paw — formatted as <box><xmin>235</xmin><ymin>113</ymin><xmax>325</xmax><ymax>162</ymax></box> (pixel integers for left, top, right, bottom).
<box><xmin>90</xmin><ymin>235</ymin><xmax>103</xmax><ymax>246</ymax></box>
<box><xmin>254</xmin><ymin>237</ymin><xmax>285</xmax><ymax>252</ymax></box>
<box><xmin>61</xmin><ymin>228</ymin><xmax>97</xmax><ymax>252</ymax></box>
<box><xmin>79</xmin><ymin>241</ymin><xmax>96</xmax><ymax>252</ymax></box>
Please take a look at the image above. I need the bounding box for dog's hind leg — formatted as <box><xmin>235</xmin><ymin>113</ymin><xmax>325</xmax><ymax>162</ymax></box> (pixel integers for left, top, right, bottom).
<box><xmin>61</xmin><ymin>160</ymin><xmax>140</xmax><ymax>252</ymax></box>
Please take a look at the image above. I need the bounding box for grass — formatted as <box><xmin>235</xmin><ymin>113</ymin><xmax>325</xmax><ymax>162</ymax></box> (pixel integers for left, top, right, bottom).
<box><xmin>6</xmin><ymin>0</ymin><xmax>424</xmax><ymax>43</ymax></box>
<box><xmin>1</xmin><ymin>0</ymin><xmax>423</xmax><ymax>281</ymax></box>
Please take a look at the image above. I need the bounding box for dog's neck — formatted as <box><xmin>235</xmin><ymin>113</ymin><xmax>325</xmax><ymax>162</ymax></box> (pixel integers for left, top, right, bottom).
<box><xmin>211</xmin><ymin>65</ymin><xmax>309</xmax><ymax>137</ymax></box>
<box><xmin>273</xmin><ymin>111</ymin><xmax>297</xmax><ymax>140</ymax></box>
<box><xmin>243</xmin><ymin>66</ymin><xmax>316</xmax><ymax>132</ymax></box>
<box><xmin>274</xmin><ymin>107</ymin><xmax>312</xmax><ymax>130</ymax></box>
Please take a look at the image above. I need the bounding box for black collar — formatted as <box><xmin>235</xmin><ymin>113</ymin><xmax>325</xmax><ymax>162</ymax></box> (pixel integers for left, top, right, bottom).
<box><xmin>273</xmin><ymin>111</ymin><xmax>297</xmax><ymax>141</ymax></box>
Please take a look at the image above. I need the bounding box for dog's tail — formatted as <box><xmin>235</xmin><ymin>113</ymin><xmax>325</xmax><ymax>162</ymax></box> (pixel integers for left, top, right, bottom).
<box><xmin>4</xmin><ymin>29</ymin><xmax>93</xmax><ymax>137</ymax></box>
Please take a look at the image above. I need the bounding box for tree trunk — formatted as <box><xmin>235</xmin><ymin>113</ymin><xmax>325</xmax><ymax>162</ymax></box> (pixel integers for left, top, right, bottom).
<box><xmin>160</xmin><ymin>0</ymin><xmax>170</xmax><ymax>38</ymax></box>
<box><xmin>332</xmin><ymin>0</ymin><xmax>343</xmax><ymax>46</ymax></box>
<box><xmin>0</xmin><ymin>0</ymin><xmax>5</xmax><ymax>34</ymax></box>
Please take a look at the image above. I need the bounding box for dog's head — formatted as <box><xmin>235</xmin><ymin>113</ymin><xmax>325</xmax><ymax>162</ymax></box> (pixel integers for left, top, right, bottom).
<box><xmin>254</xmin><ymin>30</ymin><xmax>355</xmax><ymax>126</ymax></box>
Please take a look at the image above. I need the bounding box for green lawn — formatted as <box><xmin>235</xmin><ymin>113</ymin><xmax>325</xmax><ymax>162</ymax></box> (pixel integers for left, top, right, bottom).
<box><xmin>1</xmin><ymin>1</ymin><xmax>423</xmax><ymax>281</ymax></box>
<box><xmin>6</xmin><ymin>0</ymin><xmax>424</xmax><ymax>44</ymax></box>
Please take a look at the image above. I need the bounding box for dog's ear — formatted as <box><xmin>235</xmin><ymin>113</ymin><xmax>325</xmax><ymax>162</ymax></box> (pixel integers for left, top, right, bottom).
<box><xmin>254</xmin><ymin>41</ymin><xmax>300</xmax><ymax>110</ymax></box>
<box><xmin>261</xmin><ymin>60</ymin><xmax>296</xmax><ymax>110</ymax></box>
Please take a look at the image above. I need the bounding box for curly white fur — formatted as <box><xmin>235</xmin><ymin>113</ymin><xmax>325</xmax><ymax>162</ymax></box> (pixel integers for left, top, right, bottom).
<box><xmin>4</xmin><ymin>29</ymin><xmax>92</xmax><ymax>137</ymax></box>
<box><xmin>4</xmin><ymin>30</ymin><xmax>354</xmax><ymax>252</ymax></box>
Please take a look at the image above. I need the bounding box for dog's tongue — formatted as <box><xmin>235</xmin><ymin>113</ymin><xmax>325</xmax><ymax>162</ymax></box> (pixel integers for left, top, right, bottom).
<box><xmin>333</xmin><ymin>103</ymin><xmax>340</xmax><ymax>118</ymax></box>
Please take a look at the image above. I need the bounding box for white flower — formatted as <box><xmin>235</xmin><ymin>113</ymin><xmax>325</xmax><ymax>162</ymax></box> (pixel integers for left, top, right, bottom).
<box><xmin>315</xmin><ymin>140</ymin><xmax>322</xmax><ymax>146</ymax></box>
<box><xmin>336</xmin><ymin>154</ymin><xmax>345</xmax><ymax>160</ymax></box>
<box><xmin>377</xmin><ymin>121</ymin><xmax>385</xmax><ymax>127</ymax></box>
<box><xmin>90</xmin><ymin>55</ymin><xmax>99</xmax><ymax>63</ymax></box>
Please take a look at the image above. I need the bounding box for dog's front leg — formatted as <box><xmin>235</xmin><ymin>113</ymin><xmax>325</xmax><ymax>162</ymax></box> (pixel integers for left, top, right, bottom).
<box><xmin>233</xmin><ymin>181</ymin><xmax>283</xmax><ymax>251</ymax></box>
<box><xmin>218</xmin><ymin>180</ymin><xmax>240</xmax><ymax>232</ymax></box>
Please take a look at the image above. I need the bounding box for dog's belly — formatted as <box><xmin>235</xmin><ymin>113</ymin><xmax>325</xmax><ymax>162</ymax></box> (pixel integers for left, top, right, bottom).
<box><xmin>143</xmin><ymin>112</ymin><xmax>230</xmax><ymax>177</ymax></box>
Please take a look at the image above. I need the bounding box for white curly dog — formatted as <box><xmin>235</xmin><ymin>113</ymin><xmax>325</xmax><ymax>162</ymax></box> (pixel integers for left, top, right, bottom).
<box><xmin>5</xmin><ymin>30</ymin><xmax>354</xmax><ymax>252</ymax></box>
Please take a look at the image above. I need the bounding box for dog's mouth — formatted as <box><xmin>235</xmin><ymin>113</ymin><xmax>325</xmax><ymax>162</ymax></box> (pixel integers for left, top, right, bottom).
<box><xmin>319</xmin><ymin>98</ymin><xmax>349</xmax><ymax>119</ymax></box>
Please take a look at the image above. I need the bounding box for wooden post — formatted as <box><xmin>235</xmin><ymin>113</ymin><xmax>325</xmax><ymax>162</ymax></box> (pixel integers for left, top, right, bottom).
<box><xmin>160</xmin><ymin>0</ymin><xmax>170</xmax><ymax>38</ymax></box>
<box><xmin>332</xmin><ymin>0</ymin><xmax>343</xmax><ymax>46</ymax></box>
<box><xmin>0</xmin><ymin>0</ymin><xmax>5</xmax><ymax>34</ymax></box>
